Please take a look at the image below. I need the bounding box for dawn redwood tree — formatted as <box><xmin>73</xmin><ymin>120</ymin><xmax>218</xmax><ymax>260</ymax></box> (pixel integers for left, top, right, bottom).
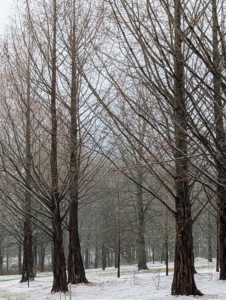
<box><xmin>1</xmin><ymin>24</ymin><xmax>36</xmax><ymax>282</ymax></box>
<box><xmin>170</xmin><ymin>0</ymin><xmax>201</xmax><ymax>295</ymax></box>
<box><xmin>212</xmin><ymin>0</ymin><xmax>226</xmax><ymax>279</ymax></box>
<box><xmin>174</xmin><ymin>0</ymin><xmax>226</xmax><ymax>279</ymax></box>
<box><xmin>48</xmin><ymin>0</ymin><xmax>68</xmax><ymax>292</ymax></box>
<box><xmin>66</xmin><ymin>0</ymin><xmax>88</xmax><ymax>284</ymax></box>
<box><xmin>20</xmin><ymin>57</ymin><xmax>34</xmax><ymax>283</ymax></box>
<box><xmin>57</xmin><ymin>0</ymin><xmax>104</xmax><ymax>283</ymax></box>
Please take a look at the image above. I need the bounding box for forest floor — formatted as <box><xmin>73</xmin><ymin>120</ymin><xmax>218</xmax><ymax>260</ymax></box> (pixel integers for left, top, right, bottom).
<box><xmin>0</xmin><ymin>259</ymin><xmax>224</xmax><ymax>299</ymax></box>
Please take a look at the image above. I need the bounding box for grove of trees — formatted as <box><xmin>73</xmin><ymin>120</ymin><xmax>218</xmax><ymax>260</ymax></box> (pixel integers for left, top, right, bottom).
<box><xmin>0</xmin><ymin>0</ymin><xmax>225</xmax><ymax>296</ymax></box>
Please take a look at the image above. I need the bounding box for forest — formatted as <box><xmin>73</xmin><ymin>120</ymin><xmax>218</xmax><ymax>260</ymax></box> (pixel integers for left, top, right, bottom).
<box><xmin>0</xmin><ymin>0</ymin><xmax>225</xmax><ymax>297</ymax></box>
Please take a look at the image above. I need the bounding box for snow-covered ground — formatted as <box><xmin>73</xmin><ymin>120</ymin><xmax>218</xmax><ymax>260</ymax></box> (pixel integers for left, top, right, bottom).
<box><xmin>0</xmin><ymin>260</ymin><xmax>224</xmax><ymax>299</ymax></box>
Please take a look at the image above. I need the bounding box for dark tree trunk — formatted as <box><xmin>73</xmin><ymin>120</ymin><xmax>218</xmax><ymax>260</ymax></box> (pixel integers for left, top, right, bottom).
<box><xmin>0</xmin><ymin>234</ymin><xmax>3</xmax><ymax>275</ymax></box>
<box><xmin>94</xmin><ymin>245</ymin><xmax>99</xmax><ymax>268</ymax></box>
<box><xmin>67</xmin><ymin>201</ymin><xmax>88</xmax><ymax>283</ymax></box>
<box><xmin>208</xmin><ymin>213</ymin><xmax>212</xmax><ymax>263</ymax></box>
<box><xmin>102</xmin><ymin>244</ymin><xmax>107</xmax><ymax>270</ymax></box>
<box><xmin>20</xmin><ymin>58</ymin><xmax>34</xmax><ymax>283</ymax></box>
<box><xmin>33</xmin><ymin>236</ymin><xmax>37</xmax><ymax>276</ymax></box>
<box><xmin>6</xmin><ymin>248</ymin><xmax>9</xmax><ymax>273</ymax></box>
<box><xmin>218</xmin><ymin>198</ymin><xmax>226</xmax><ymax>279</ymax></box>
<box><xmin>67</xmin><ymin>0</ymin><xmax>87</xmax><ymax>285</ymax></box>
<box><xmin>51</xmin><ymin>207</ymin><xmax>68</xmax><ymax>292</ymax></box>
<box><xmin>137</xmin><ymin>181</ymin><xmax>148</xmax><ymax>270</ymax></box>
<box><xmin>18</xmin><ymin>244</ymin><xmax>22</xmax><ymax>274</ymax></box>
<box><xmin>50</xmin><ymin>0</ymin><xmax>67</xmax><ymax>292</ymax></box>
<box><xmin>212</xmin><ymin>0</ymin><xmax>226</xmax><ymax>280</ymax></box>
<box><xmin>165</xmin><ymin>209</ymin><xmax>169</xmax><ymax>276</ymax></box>
<box><xmin>171</xmin><ymin>202</ymin><xmax>200</xmax><ymax>295</ymax></box>
<box><xmin>152</xmin><ymin>244</ymin><xmax>155</xmax><ymax>264</ymax></box>
<box><xmin>171</xmin><ymin>0</ymin><xmax>202</xmax><ymax>295</ymax></box>
<box><xmin>217</xmin><ymin>222</ymin><xmax>219</xmax><ymax>272</ymax></box>
<box><xmin>20</xmin><ymin>221</ymin><xmax>34</xmax><ymax>282</ymax></box>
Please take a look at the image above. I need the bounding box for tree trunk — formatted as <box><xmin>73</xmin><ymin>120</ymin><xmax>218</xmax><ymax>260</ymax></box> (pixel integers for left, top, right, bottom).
<box><xmin>216</xmin><ymin>221</ymin><xmax>219</xmax><ymax>272</ymax></box>
<box><xmin>208</xmin><ymin>213</ymin><xmax>212</xmax><ymax>263</ymax></box>
<box><xmin>94</xmin><ymin>245</ymin><xmax>99</xmax><ymax>269</ymax></box>
<box><xmin>67</xmin><ymin>201</ymin><xmax>88</xmax><ymax>283</ymax></box>
<box><xmin>18</xmin><ymin>244</ymin><xmax>22</xmax><ymax>274</ymax></box>
<box><xmin>0</xmin><ymin>234</ymin><xmax>3</xmax><ymax>275</ymax></box>
<box><xmin>171</xmin><ymin>203</ymin><xmax>200</xmax><ymax>295</ymax></box>
<box><xmin>102</xmin><ymin>244</ymin><xmax>106</xmax><ymax>271</ymax></box>
<box><xmin>67</xmin><ymin>0</ymin><xmax>87</xmax><ymax>285</ymax></box>
<box><xmin>33</xmin><ymin>236</ymin><xmax>37</xmax><ymax>277</ymax></box>
<box><xmin>165</xmin><ymin>209</ymin><xmax>169</xmax><ymax>276</ymax></box>
<box><xmin>212</xmin><ymin>0</ymin><xmax>226</xmax><ymax>280</ymax></box>
<box><xmin>137</xmin><ymin>182</ymin><xmax>148</xmax><ymax>270</ymax></box>
<box><xmin>20</xmin><ymin>221</ymin><xmax>34</xmax><ymax>282</ymax></box>
<box><xmin>171</xmin><ymin>0</ymin><xmax>201</xmax><ymax>295</ymax></box>
<box><xmin>6</xmin><ymin>248</ymin><xmax>9</xmax><ymax>273</ymax></box>
<box><xmin>50</xmin><ymin>0</ymin><xmax>67</xmax><ymax>292</ymax></box>
<box><xmin>152</xmin><ymin>244</ymin><xmax>155</xmax><ymax>264</ymax></box>
<box><xmin>20</xmin><ymin>59</ymin><xmax>34</xmax><ymax>283</ymax></box>
<box><xmin>51</xmin><ymin>208</ymin><xmax>68</xmax><ymax>292</ymax></box>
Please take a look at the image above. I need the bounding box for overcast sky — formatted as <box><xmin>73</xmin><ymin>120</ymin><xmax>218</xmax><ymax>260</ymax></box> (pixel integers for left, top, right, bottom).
<box><xmin>0</xmin><ymin>1</ymin><xmax>14</xmax><ymax>35</ymax></box>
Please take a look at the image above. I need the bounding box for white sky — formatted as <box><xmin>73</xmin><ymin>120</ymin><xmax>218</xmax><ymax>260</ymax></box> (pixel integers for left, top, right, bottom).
<box><xmin>0</xmin><ymin>0</ymin><xmax>14</xmax><ymax>35</ymax></box>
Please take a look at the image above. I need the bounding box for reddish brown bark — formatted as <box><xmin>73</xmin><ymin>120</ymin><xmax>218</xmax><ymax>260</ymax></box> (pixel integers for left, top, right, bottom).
<box><xmin>171</xmin><ymin>196</ymin><xmax>201</xmax><ymax>295</ymax></box>
<box><xmin>212</xmin><ymin>0</ymin><xmax>226</xmax><ymax>281</ymax></box>
<box><xmin>67</xmin><ymin>0</ymin><xmax>87</xmax><ymax>284</ymax></box>
<box><xmin>171</xmin><ymin>0</ymin><xmax>202</xmax><ymax>295</ymax></box>
<box><xmin>50</xmin><ymin>0</ymin><xmax>68</xmax><ymax>292</ymax></box>
<box><xmin>51</xmin><ymin>208</ymin><xmax>68</xmax><ymax>292</ymax></box>
<box><xmin>20</xmin><ymin>221</ymin><xmax>34</xmax><ymax>282</ymax></box>
<box><xmin>67</xmin><ymin>200</ymin><xmax>88</xmax><ymax>284</ymax></box>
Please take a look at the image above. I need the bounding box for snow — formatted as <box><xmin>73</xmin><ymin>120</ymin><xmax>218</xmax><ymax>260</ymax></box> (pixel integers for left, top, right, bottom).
<box><xmin>0</xmin><ymin>260</ymin><xmax>225</xmax><ymax>299</ymax></box>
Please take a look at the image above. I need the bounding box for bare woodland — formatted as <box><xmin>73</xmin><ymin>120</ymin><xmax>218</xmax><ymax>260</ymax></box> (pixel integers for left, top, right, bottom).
<box><xmin>0</xmin><ymin>0</ymin><xmax>226</xmax><ymax>296</ymax></box>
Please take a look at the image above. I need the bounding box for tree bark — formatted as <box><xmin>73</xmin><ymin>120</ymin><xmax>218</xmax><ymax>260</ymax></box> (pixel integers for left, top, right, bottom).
<box><xmin>67</xmin><ymin>0</ymin><xmax>87</xmax><ymax>284</ymax></box>
<box><xmin>212</xmin><ymin>0</ymin><xmax>226</xmax><ymax>280</ymax></box>
<box><xmin>20</xmin><ymin>57</ymin><xmax>34</xmax><ymax>283</ymax></box>
<box><xmin>50</xmin><ymin>0</ymin><xmax>67</xmax><ymax>292</ymax></box>
<box><xmin>67</xmin><ymin>199</ymin><xmax>87</xmax><ymax>283</ymax></box>
<box><xmin>51</xmin><ymin>207</ymin><xmax>68</xmax><ymax>292</ymax></box>
<box><xmin>137</xmin><ymin>180</ymin><xmax>148</xmax><ymax>270</ymax></box>
<box><xmin>0</xmin><ymin>234</ymin><xmax>3</xmax><ymax>275</ymax></box>
<box><xmin>18</xmin><ymin>244</ymin><xmax>22</xmax><ymax>274</ymax></box>
<box><xmin>171</xmin><ymin>0</ymin><xmax>202</xmax><ymax>295</ymax></box>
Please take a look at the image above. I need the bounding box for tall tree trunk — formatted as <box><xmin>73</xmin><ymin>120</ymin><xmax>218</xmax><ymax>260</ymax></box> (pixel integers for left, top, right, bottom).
<box><xmin>50</xmin><ymin>0</ymin><xmax>67</xmax><ymax>292</ymax></box>
<box><xmin>102</xmin><ymin>244</ymin><xmax>106</xmax><ymax>270</ymax></box>
<box><xmin>52</xmin><ymin>207</ymin><xmax>68</xmax><ymax>292</ymax></box>
<box><xmin>171</xmin><ymin>0</ymin><xmax>202</xmax><ymax>295</ymax></box>
<box><xmin>33</xmin><ymin>236</ymin><xmax>37</xmax><ymax>276</ymax></box>
<box><xmin>208</xmin><ymin>213</ymin><xmax>213</xmax><ymax>263</ymax></box>
<box><xmin>20</xmin><ymin>58</ymin><xmax>34</xmax><ymax>283</ymax></box>
<box><xmin>0</xmin><ymin>233</ymin><xmax>3</xmax><ymax>275</ymax></box>
<box><xmin>67</xmin><ymin>0</ymin><xmax>87</xmax><ymax>284</ymax></box>
<box><xmin>137</xmin><ymin>180</ymin><xmax>148</xmax><ymax>270</ymax></box>
<box><xmin>95</xmin><ymin>245</ymin><xmax>99</xmax><ymax>268</ymax></box>
<box><xmin>165</xmin><ymin>209</ymin><xmax>169</xmax><ymax>276</ymax></box>
<box><xmin>18</xmin><ymin>244</ymin><xmax>22</xmax><ymax>274</ymax></box>
<box><xmin>212</xmin><ymin>0</ymin><xmax>226</xmax><ymax>280</ymax></box>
